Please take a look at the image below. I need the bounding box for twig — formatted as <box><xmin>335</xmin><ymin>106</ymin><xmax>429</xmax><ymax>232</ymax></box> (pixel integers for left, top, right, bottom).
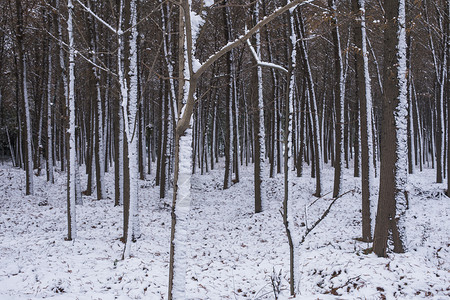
<box><xmin>300</xmin><ymin>189</ymin><xmax>355</xmax><ymax>245</ymax></box>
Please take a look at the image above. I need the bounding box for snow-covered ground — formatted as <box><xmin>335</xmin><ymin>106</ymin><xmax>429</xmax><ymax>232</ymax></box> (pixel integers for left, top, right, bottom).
<box><xmin>0</xmin><ymin>161</ymin><xmax>448</xmax><ymax>299</ymax></box>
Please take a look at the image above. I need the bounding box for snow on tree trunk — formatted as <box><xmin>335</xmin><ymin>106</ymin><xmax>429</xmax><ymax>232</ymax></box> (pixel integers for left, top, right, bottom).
<box><xmin>89</xmin><ymin>20</ymin><xmax>106</xmax><ymax>200</ymax></box>
<box><xmin>57</xmin><ymin>0</ymin><xmax>68</xmax><ymax>172</ymax></box>
<box><xmin>47</xmin><ymin>49</ymin><xmax>54</xmax><ymax>184</ymax></box>
<box><xmin>436</xmin><ymin>45</ymin><xmax>446</xmax><ymax>183</ymax></box>
<box><xmin>360</xmin><ymin>0</ymin><xmax>374</xmax><ymax>241</ymax></box>
<box><xmin>255</xmin><ymin>1</ymin><xmax>266</xmax><ymax>212</ymax></box>
<box><xmin>297</xmin><ymin>9</ymin><xmax>322</xmax><ymax>196</ymax></box>
<box><xmin>37</xmin><ymin>94</ymin><xmax>44</xmax><ymax>176</ymax></box>
<box><xmin>373</xmin><ymin>0</ymin><xmax>407</xmax><ymax>257</ymax></box>
<box><xmin>329</xmin><ymin>0</ymin><xmax>345</xmax><ymax>198</ymax></box>
<box><xmin>393</xmin><ymin>0</ymin><xmax>408</xmax><ymax>229</ymax></box>
<box><xmin>23</xmin><ymin>57</ymin><xmax>33</xmax><ymax>195</ymax></box>
<box><xmin>15</xmin><ymin>0</ymin><xmax>34</xmax><ymax>195</ymax></box>
<box><xmin>115</xmin><ymin>1</ymin><xmax>126</xmax><ymax>210</ymax></box>
<box><xmin>170</xmin><ymin>120</ymin><xmax>193</xmax><ymax>300</ymax></box>
<box><xmin>283</xmin><ymin>9</ymin><xmax>298</xmax><ymax>295</ymax></box>
<box><xmin>67</xmin><ymin>0</ymin><xmax>76</xmax><ymax>241</ymax></box>
<box><xmin>446</xmin><ymin>0</ymin><xmax>450</xmax><ymax>197</ymax></box>
<box><xmin>161</xmin><ymin>1</ymin><xmax>176</xmax><ymax>187</ymax></box>
<box><xmin>123</xmin><ymin>0</ymin><xmax>140</xmax><ymax>258</ymax></box>
<box><xmin>95</xmin><ymin>70</ymin><xmax>106</xmax><ymax>199</ymax></box>
<box><xmin>353</xmin><ymin>0</ymin><xmax>374</xmax><ymax>242</ymax></box>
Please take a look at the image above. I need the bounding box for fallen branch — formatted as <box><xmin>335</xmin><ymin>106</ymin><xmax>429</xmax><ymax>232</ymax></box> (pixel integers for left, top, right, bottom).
<box><xmin>300</xmin><ymin>189</ymin><xmax>355</xmax><ymax>245</ymax></box>
<box><xmin>308</xmin><ymin>190</ymin><xmax>332</xmax><ymax>207</ymax></box>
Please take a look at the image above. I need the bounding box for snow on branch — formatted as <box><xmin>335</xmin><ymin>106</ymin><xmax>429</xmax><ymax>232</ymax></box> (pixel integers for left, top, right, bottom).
<box><xmin>74</xmin><ymin>0</ymin><xmax>117</xmax><ymax>34</ymax></box>
<box><xmin>177</xmin><ymin>0</ymin><xmax>314</xmax><ymax>134</ymax></box>
<box><xmin>300</xmin><ymin>189</ymin><xmax>355</xmax><ymax>245</ymax></box>
<box><xmin>194</xmin><ymin>0</ymin><xmax>314</xmax><ymax>78</ymax></box>
<box><xmin>45</xmin><ymin>29</ymin><xmax>116</xmax><ymax>76</ymax></box>
<box><xmin>246</xmin><ymin>38</ymin><xmax>288</xmax><ymax>73</ymax></box>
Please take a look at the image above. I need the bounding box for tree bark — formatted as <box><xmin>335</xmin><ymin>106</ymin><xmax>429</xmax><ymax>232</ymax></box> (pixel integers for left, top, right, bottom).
<box><xmin>373</xmin><ymin>0</ymin><xmax>408</xmax><ymax>257</ymax></box>
<box><xmin>329</xmin><ymin>0</ymin><xmax>345</xmax><ymax>198</ymax></box>
<box><xmin>353</xmin><ymin>0</ymin><xmax>373</xmax><ymax>242</ymax></box>
<box><xmin>15</xmin><ymin>0</ymin><xmax>34</xmax><ymax>196</ymax></box>
<box><xmin>66</xmin><ymin>0</ymin><xmax>77</xmax><ymax>241</ymax></box>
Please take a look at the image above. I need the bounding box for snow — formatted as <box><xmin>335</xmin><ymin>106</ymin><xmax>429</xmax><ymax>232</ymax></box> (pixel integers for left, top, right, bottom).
<box><xmin>0</xmin><ymin>161</ymin><xmax>448</xmax><ymax>299</ymax></box>
<box><xmin>190</xmin><ymin>9</ymin><xmax>204</xmax><ymax>42</ymax></box>
<box><xmin>203</xmin><ymin>0</ymin><xmax>214</xmax><ymax>7</ymax></box>
<box><xmin>395</xmin><ymin>0</ymin><xmax>409</xmax><ymax>214</ymax></box>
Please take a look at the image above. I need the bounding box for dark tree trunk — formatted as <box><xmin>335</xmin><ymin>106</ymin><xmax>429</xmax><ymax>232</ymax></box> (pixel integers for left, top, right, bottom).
<box><xmin>373</xmin><ymin>0</ymin><xmax>407</xmax><ymax>257</ymax></box>
<box><xmin>329</xmin><ymin>0</ymin><xmax>344</xmax><ymax>198</ymax></box>
<box><xmin>352</xmin><ymin>0</ymin><xmax>372</xmax><ymax>242</ymax></box>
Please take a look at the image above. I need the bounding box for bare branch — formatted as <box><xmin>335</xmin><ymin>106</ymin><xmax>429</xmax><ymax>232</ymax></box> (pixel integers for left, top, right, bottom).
<box><xmin>45</xmin><ymin>28</ymin><xmax>117</xmax><ymax>75</ymax></box>
<box><xmin>300</xmin><ymin>189</ymin><xmax>354</xmax><ymax>245</ymax></box>
<box><xmin>195</xmin><ymin>0</ymin><xmax>314</xmax><ymax>78</ymax></box>
<box><xmin>74</xmin><ymin>0</ymin><xmax>117</xmax><ymax>34</ymax></box>
<box><xmin>246</xmin><ymin>39</ymin><xmax>288</xmax><ymax>73</ymax></box>
<box><xmin>176</xmin><ymin>0</ymin><xmax>315</xmax><ymax>134</ymax></box>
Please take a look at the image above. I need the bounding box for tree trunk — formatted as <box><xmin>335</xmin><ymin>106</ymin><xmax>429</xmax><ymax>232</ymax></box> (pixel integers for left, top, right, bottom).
<box><xmin>353</xmin><ymin>0</ymin><xmax>373</xmax><ymax>242</ymax></box>
<box><xmin>373</xmin><ymin>0</ymin><xmax>408</xmax><ymax>257</ymax></box>
<box><xmin>251</xmin><ymin>0</ymin><xmax>265</xmax><ymax>213</ymax></box>
<box><xmin>16</xmin><ymin>0</ymin><xmax>34</xmax><ymax>196</ymax></box>
<box><xmin>123</xmin><ymin>0</ymin><xmax>141</xmax><ymax>258</ymax></box>
<box><xmin>329</xmin><ymin>0</ymin><xmax>345</xmax><ymax>198</ymax></box>
<box><xmin>66</xmin><ymin>0</ymin><xmax>77</xmax><ymax>241</ymax></box>
<box><xmin>223</xmin><ymin>0</ymin><xmax>233</xmax><ymax>190</ymax></box>
<box><xmin>47</xmin><ymin>35</ymin><xmax>54</xmax><ymax>184</ymax></box>
<box><xmin>446</xmin><ymin>0</ymin><xmax>450</xmax><ymax>197</ymax></box>
<box><xmin>296</xmin><ymin>9</ymin><xmax>322</xmax><ymax>196</ymax></box>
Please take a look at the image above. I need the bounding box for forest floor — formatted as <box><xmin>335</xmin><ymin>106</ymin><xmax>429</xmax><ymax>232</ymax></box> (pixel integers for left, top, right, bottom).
<box><xmin>0</xmin><ymin>160</ymin><xmax>448</xmax><ymax>299</ymax></box>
